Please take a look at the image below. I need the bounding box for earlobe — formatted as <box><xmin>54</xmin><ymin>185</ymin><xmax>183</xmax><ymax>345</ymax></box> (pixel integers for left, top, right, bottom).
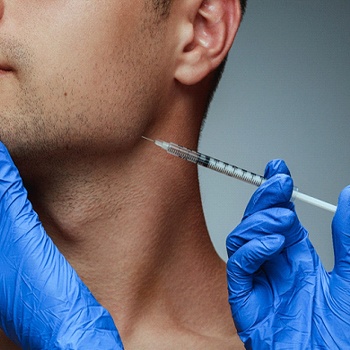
<box><xmin>174</xmin><ymin>0</ymin><xmax>242</xmax><ymax>86</ymax></box>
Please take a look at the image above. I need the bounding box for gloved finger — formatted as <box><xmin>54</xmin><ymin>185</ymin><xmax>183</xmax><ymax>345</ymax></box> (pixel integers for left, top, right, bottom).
<box><xmin>227</xmin><ymin>207</ymin><xmax>304</xmax><ymax>258</ymax></box>
<box><xmin>264</xmin><ymin>159</ymin><xmax>291</xmax><ymax>179</ymax></box>
<box><xmin>0</xmin><ymin>143</ymin><xmax>123</xmax><ymax>349</ymax></box>
<box><xmin>332</xmin><ymin>185</ymin><xmax>350</xmax><ymax>280</ymax></box>
<box><xmin>0</xmin><ymin>142</ymin><xmax>38</xmax><ymax>233</ymax></box>
<box><xmin>227</xmin><ymin>234</ymin><xmax>285</xmax><ymax>305</ymax></box>
<box><xmin>243</xmin><ymin>173</ymin><xmax>294</xmax><ymax>220</ymax></box>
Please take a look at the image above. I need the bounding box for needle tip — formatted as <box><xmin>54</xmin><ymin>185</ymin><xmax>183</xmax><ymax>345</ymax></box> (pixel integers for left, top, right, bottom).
<box><xmin>142</xmin><ymin>136</ymin><xmax>155</xmax><ymax>143</ymax></box>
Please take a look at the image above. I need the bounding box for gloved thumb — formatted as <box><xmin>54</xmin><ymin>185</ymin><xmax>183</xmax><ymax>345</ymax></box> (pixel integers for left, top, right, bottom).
<box><xmin>0</xmin><ymin>142</ymin><xmax>36</xmax><ymax>230</ymax></box>
<box><xmin>264</xmin><ymin>159</ymin><xmax>291</xmax><ymax>179</ymax></box>
<box><xmin>332</xmin><ymin>185</ymin><xmax>350</xmax><ymax>280</ymax></box>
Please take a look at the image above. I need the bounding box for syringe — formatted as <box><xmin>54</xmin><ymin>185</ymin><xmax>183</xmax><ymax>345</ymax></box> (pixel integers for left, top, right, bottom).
<box><xmin>142</xmin><ymin>136</ymin><xmax>337</xmax><ymax>213</ymax></box>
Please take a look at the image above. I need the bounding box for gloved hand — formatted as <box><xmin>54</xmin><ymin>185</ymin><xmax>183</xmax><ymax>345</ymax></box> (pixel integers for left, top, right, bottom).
<box><xmin>0</xmin><ymin>142</ymin><xmax>124</xmax><ymax>349</ymax></box>
<box><xmin>226</xmin><ymin>159</ymin><xmax>350</xmax><ymax>349</ymax></box>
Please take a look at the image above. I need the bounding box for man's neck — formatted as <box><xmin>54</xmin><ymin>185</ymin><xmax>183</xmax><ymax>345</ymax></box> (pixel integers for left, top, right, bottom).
<box><xmin>23</xmin><ymin>138</ymin><xmax>241</xmax><ymax>348</ymax></box>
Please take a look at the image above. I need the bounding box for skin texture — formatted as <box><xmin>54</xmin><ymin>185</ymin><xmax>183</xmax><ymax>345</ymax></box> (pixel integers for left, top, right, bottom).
<box><xmin>0</xmin><ymin>0</ymin><xmax>244</xmax><ymax>348</ymax></box>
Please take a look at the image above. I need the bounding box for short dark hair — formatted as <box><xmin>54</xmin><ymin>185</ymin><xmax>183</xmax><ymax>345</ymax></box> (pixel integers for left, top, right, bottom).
<box><xmin>152</xmin><ymin>0</ymin><xmax>247</xmax><ymax>18</ymax></box>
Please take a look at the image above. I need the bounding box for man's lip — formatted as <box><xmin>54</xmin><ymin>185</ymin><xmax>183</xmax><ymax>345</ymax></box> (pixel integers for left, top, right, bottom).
<box><xmin>0</xmin><ymin>62</ymin><xmax>14</xmax><ymax>72</ymax></box>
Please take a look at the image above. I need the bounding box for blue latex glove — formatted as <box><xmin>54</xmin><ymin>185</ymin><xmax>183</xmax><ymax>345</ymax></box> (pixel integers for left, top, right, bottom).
<box><xmin>226</xmin><ymin>159</ymin><xmax>350</xmax><ymax>349</ymax></box>
<box><xmin>0</xmin><ymin>142</ymin><xmax>124</xmax><ymax>349</ymax></box>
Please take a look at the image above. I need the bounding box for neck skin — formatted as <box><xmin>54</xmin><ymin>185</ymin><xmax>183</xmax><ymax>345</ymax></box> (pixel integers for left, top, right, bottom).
<box><xmin>21</xmin><ymin>101</ymin><xmax>241</xmax><ymax>348</ymax></box>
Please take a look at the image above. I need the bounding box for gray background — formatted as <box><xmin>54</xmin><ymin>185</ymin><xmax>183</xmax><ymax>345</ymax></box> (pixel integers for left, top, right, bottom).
<box><xmin>200</xmin><ymin>0</ymin><xmax>350</xmax><ymax>271</ymax></box>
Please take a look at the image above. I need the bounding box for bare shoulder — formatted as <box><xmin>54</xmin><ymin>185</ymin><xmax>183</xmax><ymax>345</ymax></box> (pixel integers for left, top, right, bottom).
<box><xmin>0</xmin><ymin>330</ymin><xmax>21</xmax><ymax>349</ymax></box>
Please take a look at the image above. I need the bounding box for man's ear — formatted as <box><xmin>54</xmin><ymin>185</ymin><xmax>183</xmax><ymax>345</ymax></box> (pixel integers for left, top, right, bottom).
<box><xmin>174</xmin><ymin>0</ymin><xmax>242</xmax><ymax>86</ymax></box>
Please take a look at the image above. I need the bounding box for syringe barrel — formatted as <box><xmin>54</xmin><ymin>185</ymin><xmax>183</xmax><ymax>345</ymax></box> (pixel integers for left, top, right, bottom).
<box><xmin>163</xmin><ymin>141</ymin><xmax>337</xmax><ymax>213</ymax></box>
<box><xmin>166</xmin><ymin>143</ymin><xmax>201</xmax><ymax>164</ymax></box>
<box><xmin>167</xmin><ymin>142</ymin><xmax>265</xmax><ymax>187</ymax></box>
<box><xmin>201</xmin><ymin>156</ymin><xmax>265</xmax><ymax>187</ymax></box>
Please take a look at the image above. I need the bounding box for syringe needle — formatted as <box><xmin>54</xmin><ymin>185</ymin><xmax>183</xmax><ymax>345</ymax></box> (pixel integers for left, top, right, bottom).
<box><xmin>142</xmin><ymin>136</ymin><xmax>155</xmax><ymax>143</ymax></box>
<box><xmin>142</xmin><ymin>136</ymin><xmax>168</xmax><ymax>150</ymax></box>
<box><xmin>142</xmin><ymin>136</ymin><xmax>337</xmax><ymax>213</ymax></box>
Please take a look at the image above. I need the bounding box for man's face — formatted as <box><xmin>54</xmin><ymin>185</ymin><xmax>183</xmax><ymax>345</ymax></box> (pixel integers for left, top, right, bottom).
<box><xmin>0</xmin><ymin>1</ymin><xmax>169</xmax><ymax>166</ymax></box>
